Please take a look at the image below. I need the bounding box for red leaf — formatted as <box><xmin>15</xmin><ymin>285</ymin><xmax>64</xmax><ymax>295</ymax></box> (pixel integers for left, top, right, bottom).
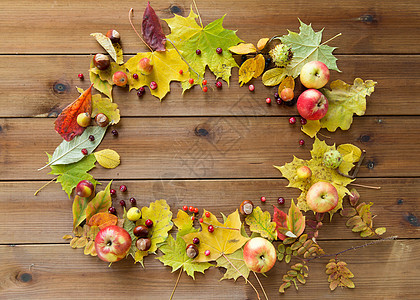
<box><xmin>273</xmin><ymin>206</ymin><xmax>288</xmax><ymax>240</ymax></box>
<box><xmin>142</xmin><ymin>2</ymin><xmax>166</xmax><ymax>52</ymax></box>
<box><xmin>287</xmin><ymin>200</ymin><xmax>306</xmax><ymax>238</ymax></box>
<box><xmin>54</xmin><ymin>84</ymin><xmax>93</xmax><ymax>141</ymax></box>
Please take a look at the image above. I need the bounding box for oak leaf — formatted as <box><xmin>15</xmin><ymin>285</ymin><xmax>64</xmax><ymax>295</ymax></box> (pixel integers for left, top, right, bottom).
<box><xmin>164</xmin><ymin>9</ymin><xmax>242</xmax><ymax>84</ymax></box>
<box><xmin>54</xmin><ymin>84</ymin><xmax>93</xmax><ymax>141</ymax></box>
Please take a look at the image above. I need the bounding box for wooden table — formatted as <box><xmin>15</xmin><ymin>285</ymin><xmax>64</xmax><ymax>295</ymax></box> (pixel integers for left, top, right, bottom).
<box><xmin>1</xmin><ymin>0</ymin><xmax>419</xmax><ymax>299</ymax></box>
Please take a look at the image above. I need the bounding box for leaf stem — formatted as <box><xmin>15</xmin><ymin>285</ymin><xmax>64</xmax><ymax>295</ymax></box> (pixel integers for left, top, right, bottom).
<box><xmin>305</xmin><ymin>235</ymin><xmax>397</xmax><ymax>262</ymax></box>
<box><xmin>34</xmin><ymin>177</ymin><xmax>58</xmax><ymax>196</ymax></box>
<box><xmin>129</xmin><ymin>8</ymin><xmax>154</xmax><ymax>52</ymax></box>
<box><xmin>202</xmin><ymin>221</ymin><xmax>239</xmax><ymax>231</ymax></box>
<box><xmin>169</xmin><ymin>269</ymin><xmax>182</xmax><ymax>300</ymax></box>
<box><xmin>253</xmin><ymin>271</ymin><xmax>269</xmax><ymax>300</ymax></box>
<box><xmin>192</xmin><ymin>0</ymin><xmax>203</xmax><ymax>28</ymax></box>
<box><xmin>165</xmin><ymin>38</ymin><xmax>201</xmax><ymax>80</ymax></box>
<box><xmin>222</xmin><ymin>253</ymin><xmax>261</xmax><ymax>300</ymax></box>
<box><xmin>321</xmin><ymin>33</ymin><xmax>342</xmax><ymax>46</ymax></box>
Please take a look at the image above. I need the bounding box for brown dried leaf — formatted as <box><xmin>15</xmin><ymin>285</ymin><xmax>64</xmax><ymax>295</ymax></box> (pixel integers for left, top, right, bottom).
<box><xmin>297</xmin><ymin>247</ymin><xmax>306</xmax><ymax>256</ymax></box>
<box><xmin>329</xmin><ymin>280</ymin><xmax>339</xmax><ymax>291</ymax></box>
<box><xmin>341</xmin><ymin>277</ymin><xmax>355</xmax><ymax>288</ymax></box>
<box><xmin>84</xmin><ymin>240</ymin><xmax>94</xmax><ymax>255</ymax></box>
<box><xmin>340</xmin><ymin>207</ymin><xmax>357</xmax><ymax>218</ymax></box>
<box><xmin>257</xmin><ymin>38</ymin><xmax>269</xmax><ymax>51</ymax></box>
<box><xmin>279</xmin><ymin>281</ymin><xmax>291</xmax><ymax>293</ymax></box>
<box><xmin>352</xmin><ymin>223</ymin><xmax>368</xmax><ymax>232</ymax></box>
<box><xmin>360</xmin><ymin>228</ymin><xmax>374</xmax><ymax>237</ymax></box>
<box><xmin>70</xmin><ymin>237</ymin><xmax>79</xmax><ymax>248</ymax></box>
<box><xmin>346</xmin><ymin>215</ymin><xmax>363</xmax><ymax>227</ymax></box>
<box><xmin>349</xmin><ymin>188</ymin><xmax>360</xmax><ymax>206</ymax></box>
<box><xmin>142</xmin><ymin>2</ymin><xmax>166</xmax><ymax>52</ymax></box>
<box><xmin>75</xmin><ymin>237</ymin><xmax>87</xmax><ymax>248</ymax></box>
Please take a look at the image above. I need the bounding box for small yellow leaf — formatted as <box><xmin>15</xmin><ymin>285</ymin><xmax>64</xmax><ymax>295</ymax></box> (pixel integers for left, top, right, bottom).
<box><xmin>301</xmin><ymin>120</ymin><xmax>321</xmax><ymax>138</ymax></box>
<box><xmin>257</xmin><ymin>38</ymin><xmax>269</xmax><ymax>51</ymax></box>
<box><xmin>375</xmin><ymin>227</ymin><xmax>387</xmax><ymax>235</ymax></box>
<box><xmin>75</xmin><ymin>237</ymin><xmax>87</xmax><ymax>248</ymax></box>
<box><xmin>228</xmin><ymin>43</ymin><xmax>257</xmax><ymax>55</ymax></box>
<box><xmin>338</xmin><ymin>144</ymin><xmax>362</xmax><ymax>163</ymax></box>
<box><xmin>278</xmin><ymin>76</ymin><xmax>295</xmax><ymax>93</ymax></box>
<box><xmin>62</xmin><ymin>234</ymin><xmax>72</xmax><ymax>240</ymax></box>
<box><xmin>238</xmin><ymin>58</ymin><xmax>256</xmax><ymax>86</ymax></box>
<box><xmin>262</xmin><ymin>68</ymin><xmax>287</xmax><ymax>86</ymax></box>
<box><xmin>70</xmin><ymin>237</ymin><xmax>79</xmax><ymax>248</ymax></box>
<box><xmin>113</xmin><ymin>43</ymin><xmax>124</xmax><ymax>65</ymax></box>
<box><xmin>94</xmin><ymin>149</ymin><xmax>120</xmax><ymax>169</ymax></box>
<box><xmin>253</xmin><ymin>54</ymin><xmax>265</xmax><ymax>78</ymax></box>
<box><xmin>90</xmin><ymin>33</ymin><xmax>117</xmax><ymax>62</ymax></box>
<box><xmin>84</xmin><ymin>240</ymin><xmax>94</xmax><ymax>255</ymax></box>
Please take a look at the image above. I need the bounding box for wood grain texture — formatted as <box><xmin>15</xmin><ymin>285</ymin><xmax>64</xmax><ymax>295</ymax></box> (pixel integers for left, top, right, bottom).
<box><xmin>0</xmin><ymin>178</ymin><xmax>416</xmax><ymax>244</ymax></box>
<box><xmin>0</xmin><ymin>55</ymin><xmax>419</xmax><ymax>117</ymax></box>
<box><xmin>0</xmin><ymin>0</ymin><xmax>419</xmax><ymax>54</ymax></box>
<box><xmin>1</xmin><ymin>240</ymin><xmax>418</xmax><ymax>299</ymax></box>
<box><xmin>0</xmin><ymin>117</ymin><xmax>417</xmax><ymax>180</ymax></box>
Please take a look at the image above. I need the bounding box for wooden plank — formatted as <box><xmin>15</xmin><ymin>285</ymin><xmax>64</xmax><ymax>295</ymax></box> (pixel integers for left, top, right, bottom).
<box><xmin>1</xmin><ymin>178</ymin><xmax>416</xmax><ymax>244</ymax></box>
<box><xmin>0</xmin><ymin>240</ymin><xmax>418</xmax><ymax>299</ymax></box>
<box><xmin>0</xmin><ymin>116</ymin><xmax>418</xmax><ymax>180</ymax></box>
<box><xmin>0</xmin><ymin>1</ymin><xmax>419</xmax><ymax>54</ymax></box>
<box><xmin>0</xmin><ymin>55</ymin><xmax>419</xmax><ymax>118</ymax></box>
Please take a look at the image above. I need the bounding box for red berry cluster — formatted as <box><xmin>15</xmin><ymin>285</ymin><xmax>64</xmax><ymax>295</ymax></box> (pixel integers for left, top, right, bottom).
<box><xmin>182</xmin><ymin>205</ymin><xmax>200</xmax><ymax>220</ymax></box>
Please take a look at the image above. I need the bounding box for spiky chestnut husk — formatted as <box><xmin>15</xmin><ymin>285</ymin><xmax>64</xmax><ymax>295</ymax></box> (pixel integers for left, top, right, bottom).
<box><xmin>323</xmin><ymin>150</ymin><xmax>343</xmax><ymax>169</ymax></box>
<box><xmin>269</xmin><ymin>44</ymin><xmax>293</xmax><ymax>68</ymax></box>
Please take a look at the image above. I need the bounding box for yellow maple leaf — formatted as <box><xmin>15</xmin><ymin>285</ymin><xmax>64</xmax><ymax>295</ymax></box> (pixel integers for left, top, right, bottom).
<box><xmin>125</xmin><ymin>49</ymin><xmax>190</xmax><ymax>100</ymax></box>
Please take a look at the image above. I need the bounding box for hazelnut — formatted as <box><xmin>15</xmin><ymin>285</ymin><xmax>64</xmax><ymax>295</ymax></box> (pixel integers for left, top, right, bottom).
<box><xmin>239</xmin><ymin>200</ymin><xmax>254</xmax><ymax>215</ymax></box>
<box><xmin>106</xmin><ymin>29</ymin><xmax>121</xmax><ymax>44</ymax></box>
<box><xmin>186</xmin><ymin>244</ymin><xmax>199</xmax><ymax>259</ymax></box>
<box><xmin>136</xmin><ymin>238</ymin><xmax>151</xmax><ymax>251</ymax></box>
<box><xmin>93</xmin><ymin>54</ymin><xmax>110</xmax><ymax>70</ymax></box>
<box><xmin>133</xmin><ymin>225</ymin><xmax>149</xmax><ymax>238</ymax></box>
<box><xmin>95</xmin><ymin>113</ymin><xmax>109</xmax><ymax>127</ymax></box>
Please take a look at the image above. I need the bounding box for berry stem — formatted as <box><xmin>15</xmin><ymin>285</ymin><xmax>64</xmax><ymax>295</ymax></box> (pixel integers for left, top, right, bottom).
<box><xmin>128</xmin><ymin>8</ymin><xmax>154</xmax><ymax>52</ymax></box>
<box><xmin>252</xmin><ymin>271</ymin><xmax>269</xmax><ymax>300</ymax></box>
<box><xmin>221</xmin><ymin>253</ymin><xmax>261</xmax><ymax>300</ymax></box>
<box><xmin>192</xmin><ymin>0</ymin><xmax>203</xmax><ymax>28</ymax></box>
<box><xmin>34</xmin><ymin>176</ymin><xmax>58</xmax><ymax>196</ymax></box>
<box><xmin>169</xmin><ymin>269</ymin><xmax>183</xmax><ymax>300</ymax></box>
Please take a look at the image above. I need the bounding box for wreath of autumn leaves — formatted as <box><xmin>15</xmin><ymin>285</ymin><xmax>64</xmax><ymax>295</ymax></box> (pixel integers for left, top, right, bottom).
<box><xmin>35</xmin><ymin>1</ymin><xmax>390</xmax><ymax>298</ymax></box>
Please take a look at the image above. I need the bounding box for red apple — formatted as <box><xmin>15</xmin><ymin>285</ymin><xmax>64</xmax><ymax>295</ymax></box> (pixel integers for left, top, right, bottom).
<box><xmin>75</xmin><ymin>180</ymin><xmax>94</xmax><ymax>197</ymax></box>
<box><xmin>243</xmin><ymin>237</ymin><xmax>276</xmax><ymax>273</ymax></box>
<box><xmin>306</xmin><ymin>181</ymin><xmax>339</xmax><ymax>213</ymax></box>
<box><xmin>296</xmin><ymin>166</ymin><xmax>312</xmax><ymax>180</ymax></box>
<box><xmin>299</xmin><ymin>60</ymin><xmax>330</xmax><ymax>89</ymax></box>
<box><xmin>138</xmin><ymin>57</ymin><xmax>153</xmax><ymax>75</ymax></box>
<box><xmin>297</xmin><ymin>89</ymin><xmax>329</xmax><ymax>120</ymax></box>
<box><xmin>95</xmin><ymin>225</ymin><xmax>132</xmax><ymax>263</ymax></box>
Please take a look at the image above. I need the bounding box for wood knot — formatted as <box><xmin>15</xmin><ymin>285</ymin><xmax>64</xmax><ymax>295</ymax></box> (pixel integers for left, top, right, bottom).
<box><xmin>366</xmin><ymin>161</ymin><xmax>375</xmax><ymax>169</ymax></box>
<box><xmin>0</xmin><ymin>125</ymin><xmax>2</xmax><ymax>133</ymax></box>
<box><xmin>358</xmin><ymin>14</ymin><xmax>376</xmax><ymax>24</ymax></box>
<box><xmin>404</xmin><ymin>213</ymin><xmax>419</xmax><ymax>227</ymax></box>
<box><xmin>397</xmin><ymin>199</ymin><xmax>404</xmax><ymax>205</ymax></box>
<box><xmin>17</xmin><ymin>272</ymin><xmax>32</xmax><ymax>283</ymax></box>
<box><xmin>194</xmin><ymin>124</ymin><xmax>209</xmax><ymax>136</ymax></box>
<box><xmin>52</xmin><ymin>81</ymin><xmax>70</xmax><ymax>94</ymax></box>
<box><xmin>359</xmin><ymin>134</ymin><xmax>370</xmax><ymax>143</ymax></box>
<box><xmin>170</xmin><ymin>4</ymin><xmax>183</xmax><ymax>15</ymax></box>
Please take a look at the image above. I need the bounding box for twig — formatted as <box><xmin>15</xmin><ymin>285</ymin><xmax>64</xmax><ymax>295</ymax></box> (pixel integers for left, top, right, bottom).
<box><xmin>222</xmin><ymin>253</ymin><xmax>261</xmax><ymax>300</ymax></box>
<box><xmin>253</xmin><ymin>271</ymin><xmax>269</xmax><ymax>300</ymax></box>
<box><xmin>305</xmin><ymin>236</ymin><xmax>398</xmax><ymax>262</ymax></box>
<box><xmin>192</xmin><ymin>0</ymin><xmax>203</xmax><ymax>28</ymax></box>
<box><xmin>34</xmin><ymin>177</ymin><xmax>58</xmax><ymax>196</ymax></box>
<box><xmin>165</xmin><ymin>38</ymin><xmax>201</xmax><ymax>80</ymax></box>
<box><xmin>349</xmin><ymin>182</ymin><xmax>381</xmax><ymax>190</ymax></box>
<box><xmin>169</xmin><ymin>269</ymin><xmax>183</xmax><ymax>300</ymax></box>
<box><xmin>129</xmin><ymin>8</ymin><xmax>154</xmax><ymax>52</ymax></box>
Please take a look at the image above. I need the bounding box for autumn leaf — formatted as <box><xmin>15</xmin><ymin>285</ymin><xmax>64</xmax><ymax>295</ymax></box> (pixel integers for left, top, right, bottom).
<box><xmin>122</xmin><ymin>208</ymin><xmax>140</xmax><ymax>263</ymax></box>
<box><xmin>48</xmin><ymin>153</ymin><xmax>98</xmax><ymax>198</ymax></box>
<box><xmin>183</xmin><ymin>210</ymin><xmax>249</xmax><ymax>262</ymax></box>
<box><xmin>113</xmin><ymin>42</ymin><xmax>124</xmax><ymax>65</ymax></box>
<box><xmin>286</xmin><ymin>200</ymin><xmax>305</xmax><ymax>238</ymax></box>
<box><xmin>228</xmin><ymin>43</ymin><xmax>256</xmax><ymax>55</ymax></box>
<box><xmin>273</xmin><ymin>206</ymin><xmax>288</xmax><ymax>240</ymax></box>
<box><xmin>278</xmin><ymin>76</ymin><xmax>295</xmax><ymax>94</ymax></box>
<box><xmin>85</xmin><ymin>181</ymin><xmax>112</xmax><ymax>223</ymax></box>
<box><xmin>89</xmin><ymin>59</ymin><xmax>113</xmax><ymax>100</ymax></box>
<box><xmin>91</xmin><ymin>94</ymin><xmax>120</xmax><ymax>124</ymax></box>
<box><xmin>72</xmin><ymin>195</ymin><xmax>89</xmax><ymax>229</ymax></box>
<box><xmin>173</xmin><ymin>210</ymin><xmax>198</xmax><ymax>237</ymax></box>
<box><xmin>279</xmin><ymin>19</ymin><xmax>340</xmax><ymax>78</ymax></box>
<box><xmin>164</xmin><ymin>9</ymin><xmax>242</xmax><ymax>84</ymax></box>
<box><xmin>40</xmin><ymin>126</ymin><xmax>107</xmax><ymax>170</ymax></box>
<box><xmin>125</xmin><ymin>49</ymin><xmax>190</xmax><ymax>100</ymax></box>
<box><xmin>262</xmin><ymin>68</ymin><xmax>287</xmax><ymax>86</ymax></box>
<box><xmin>94</xmin><ymin>149</ymin><xmax>120</xmax><ymax>169</ymax></box>
<box><xmin>320</xmin><ymin>78</ymin><xmax>377</xmax><ymax>131</ymax></box>
<box><xmin>275</xmin><ymin>137</ymin><xmax>358</xmax><ymax>216</ymax></box>
<box><xmin>88</xmin><ymin>212</ymin><xmax>118</xmax><ymax>229</ymax></box>
<box><xmin>158</xmin><ymin>234</ymin><xmax>213</xmax><ymax>279</ymax></box>
<box><xmin>301</xmin><ymin>120</ymin><xmax>321</xmax><ymax>138</ymax></box>
<box><xmin>90</xmin><ymin>61</ymin><xmax>126</xmax><ymax>85</ymax></box>
<box><xmin>245</xmin><ymin>206</ymin><xmax>277</xmax><ymax>240</ymax></box>
<box><xmin>54</xmin><ymin>84</ymin><xmax>93</xmax><ymax>141</ymax></box>
<box><xmin>216</xmin><ymin>248</ymin><xmax>250</xmax><ymax>281</ymax></box>
<box><xmin>90</xmin><ymin>33</ymin><xmax>118</xmax><ymax>62</ymax></box>
<box><xmin>142</xmin><ymin>2</ymin><xmax>166</xmax><ymax>52</ymax></box>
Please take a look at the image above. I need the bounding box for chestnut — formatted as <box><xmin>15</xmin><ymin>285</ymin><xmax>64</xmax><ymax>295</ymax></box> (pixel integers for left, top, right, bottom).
<box><xmin>133</xmin><ymin>225</ymin><xmax>149</xmax><ymax>238</ymax></box>
<box><xmin>106</xmin><ymin>29</ymin><xmax>121</xmax><ymax>44</ymax></box>
<box><xmin>186</xmin><ymin>244</ymin><xmax>199</xmax><ymax>259</ymax></box>
<box><xmin>239</xmin><ymin>200</ymin><xmax>254</xmax><ymax>215</ymax></box>
<box><xmin>95</xmin><ymin>113</ymin><xmax>109</xmax><ymax>127</ymax></box>
<box><xmin>136</xmin><ymin>238</ymin><xmax>151</xmax><ymax>251</ymax></box>
<box><xmin>93</xmin><ymin>54</ymin><xmax>110</xmax><ymax>70</ymax></box>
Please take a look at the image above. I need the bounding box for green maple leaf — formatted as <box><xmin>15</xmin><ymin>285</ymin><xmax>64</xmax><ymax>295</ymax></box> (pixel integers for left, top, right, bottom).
<box><xmin>48</xmin><ymin>154</ymin><xmax>98</xmax><ymax>198</ymax></box>
<box><xmin>164</xmin><ymin>9</ymin><xmax>242</xmax><ymax>85</ymax></box>
<box><xmin>216</xmin><ymin>248</ymin><xmax>250</xmax><ymax>281</ymax></box>
<box><xmin>280</xmin><ymin>19</ymin><xmax>340</xmax><ymax>78</ymax></box>
<box><xmin>274</xmin><ymin>137</ymin><xmax>359</xmax><ymax>216</ymax></box>
<box><xmin>245</xmin><ymin>206</ymin><xmax>277</xmax><ymax>240</ymax></box>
